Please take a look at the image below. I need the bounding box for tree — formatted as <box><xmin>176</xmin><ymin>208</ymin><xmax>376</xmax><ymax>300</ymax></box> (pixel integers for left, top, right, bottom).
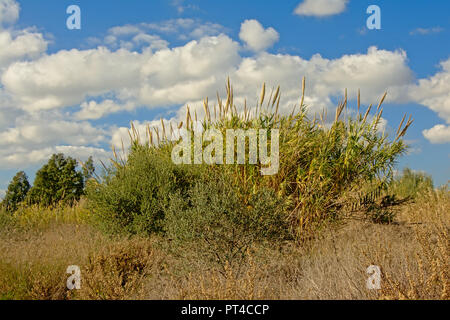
<box><xmin>28</xmin><ymin>153</ymin><xmax>84</xmax><ymax>207</ymax></box>
<box><xmin>82</xmin><ymin>156</ymin><xmax>95</xmax><ymax>182</ymax></box>
<box><xmin>1</xmin><ymin>171</ymin><xmax>31</xmax><ymax>212</ymax></box>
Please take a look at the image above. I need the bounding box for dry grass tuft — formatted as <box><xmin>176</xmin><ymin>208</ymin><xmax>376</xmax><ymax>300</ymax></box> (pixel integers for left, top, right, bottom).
<box><xmin>77</xmin><ymin>238</ymin><xmax>157</xmax><ymax>300</ymax></box>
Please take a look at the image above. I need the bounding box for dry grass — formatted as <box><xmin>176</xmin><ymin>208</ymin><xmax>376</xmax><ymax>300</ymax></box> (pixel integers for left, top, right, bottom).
<box><xmin>0</xmin><ymin>189</ymin><xmax>448</xmax><ymax>300</ymax></box>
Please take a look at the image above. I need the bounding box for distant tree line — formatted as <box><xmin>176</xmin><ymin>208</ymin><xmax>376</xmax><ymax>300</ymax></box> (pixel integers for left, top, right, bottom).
<box><xmin>1</xmin><ymin>153</ymin><xmax>95</xmax><ymax>212</ymax></box>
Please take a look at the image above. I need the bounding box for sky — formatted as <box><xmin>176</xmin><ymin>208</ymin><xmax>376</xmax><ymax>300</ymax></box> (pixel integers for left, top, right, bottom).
<box><xmin>0</xmin><ymin>0</ymin><xmax>449</xmax><ymax>197</ymax></box>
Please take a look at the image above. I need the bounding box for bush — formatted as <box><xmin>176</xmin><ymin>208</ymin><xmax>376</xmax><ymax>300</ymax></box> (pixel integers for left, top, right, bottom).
<box><xmin>389</xmin><ymin>168</ymin><xmax>434</xmax><ymax>199</ymax></box>
<box><xmin>86</xmin><ymin>144</ymin><xmax>198</xmax><ymax>235</ymax></box>
<box><xmin>88</xmin><ymin>79</ymin><xmax>411</xmax><ymax>242</ymax></box>
<box><xmin>164</xmin><ymin>172</ymin><xmax>290</xmax><ymax>272</ymax></box>
<box><xmin>76</xmin><ymin>239</ymin><xmax>155</xmax><ymax>300</ymax></box>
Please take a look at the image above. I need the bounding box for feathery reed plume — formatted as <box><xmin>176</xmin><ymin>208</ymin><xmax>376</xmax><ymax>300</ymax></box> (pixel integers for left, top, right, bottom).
<box><xmin>272</xmin><ymin>85</ymin><xmax>280</xmax><ymax>108</ymax></box>
<box><xmin>265</xmin><ymin>87</ymin><xmax>274</xmax><ymax>112</ymax></box>
<box><xmin>357</xmin><ymin>89</ymin><xmax>361</xmax><ymax>115</ymax></box>
<box><xmin>362</xmin><ymin>104</ymin><xmax>372</xmax><ymax>123</ymax></box>
<box><xmin>377</xmin><ymin>92</ymin><xmax>387</xmax><ymax>113</ymax></box>
<box><xmin>375</xmin><ymin>107</ymin><xmax>384</xmax><ymax>128</ymax></box>
<box><xmin>154</xmin><ymin>127</ymin><xmax>160</xmax><ymax>145</ymax></box>
<box><xmin>244</xmin><ymin>99</ymin><xmax>247</xmax><ymax>121</ymax></box>
<box><xmin>112</xmin><ymin>145</ymin><xmax>118</xmax><ymax>161</ymax></box>
<box><xmin>186</xmin><ymin>105</ymin><xmax>191</xmax><ymax>130</ymax></box>
<box><xmin>146</xmin><ymin>124</ymin><xmax>153</xmax><ymax>146</ymax></box>
<box><xmin>396</xmin><ymin>115</ymin><xmax>414</xmax><ymax>140</ymax></box>
<box><xmin>396</xmin><ymin>114</ymin><xmax>407</xmax><ymax>136</ymax></box>
<box><xmin>300</xmin><ymin>76</ymin><xmax>306</xmax><ymax>108</ymax></box>
<box><xmin>161</xmin><ymin>118</ymin><xmax>166</xmax><ymax>141</ymax></box>
<box><xmin>260</xmin><ymin>82</ymin><xmax>266</xmax><ymax>108</ymax></box>
<box><xmin>335</xmin><ymin>99</ymin><xmax>345</xmax><ymax>123</ymax></box>
<box><xmin>274</xmin><ymin>93</ymin><xmax>281</xmax><ymax>120</ymax></box>
<box><xmin>217</xmin><ymin>92</ymin><xmax>223</xmax><ymax>118</ymax></box>
<box><xmin>203</xmin><ymin>98</ymin><xmax>211</xmax><ymax>122</ymax></box>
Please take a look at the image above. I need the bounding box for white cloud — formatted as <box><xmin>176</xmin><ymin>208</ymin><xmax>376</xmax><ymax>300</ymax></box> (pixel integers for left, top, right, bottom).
<box><xmin>410</xmin><ymin>27</ymin><xmax>444</xmax><ymax>36</ymax></box>
<box><xmin>0</xmin><ymin>0</ymin><xmax>19</xmax><ymax>26</ymax></box>
<box><xmin>108</xmin><ymin>25</ymin><xmax>142</xmax><ymax>36</ymax></box>
<box><xmin>75</xmin><ymin>100</ymin><xmax>136</xmax><ymax>120</ymax></box>
<box><xmin>294</xmin><ymin>0</ymin><xmax>349</xmax><ymax>17</ymax></box>
<box><xmin>0</xmin><ymin>29</ymin><xmax>47</xmax><ymax>70</ymax></box>
<box><xmin>0</xmin><ymin>145</ymin><xmax>110</xmax><ymax>168</ymax></box>
<box><xmin>232</xmin><ymin>47</ymin><xmax>413</xmax><ymax>114</ymax></box>
<box><xmin>2</xmin><ymin>47</ymin><xmax>145</xmax><ymax>111</ymax></box>
<box><xmin>2</xmin><ymin>33</ymin><xmax>413</xmax><ymax>120</ymax></box>
<box><xmin>143</xmin><ymin>19</ymin><xmax>196</xmax><ymax>33</ymax></box>
<box><xmin>137</xmin><ymin>19</ymin><xmax>225</xmax><ymax>41</ymax></box>
<box><xmin>0</xmin><ymin>110</ymin><xmax>110</xmax><ymax>168</ymax></box>
<box><xmin>423</xmin><ymin>124</ymin><xmax>450</xmax><ymax>144</ymax></box>
<box><xmin>139</xmin><ymin>35</ymin><xmax>240</xmax><ymax>106</ymax></box>
<box><xmin>0</xmin><ymin>117</ymin><xmax>107</xmax><ymax>149</ymax></box>
<box><xmin>239</xmin><ymin>19</ymin><xmax>279</xmax><ymax>52</ymax></box>
<box><xmin>405</xmin><ymin>58</ymin><xmax>450</xmax><ymax>124</ymax></box>
<box><xmin>102</xmin><ymin>28</ymin><xmax>169</xmax><ymax>51</ymax></box>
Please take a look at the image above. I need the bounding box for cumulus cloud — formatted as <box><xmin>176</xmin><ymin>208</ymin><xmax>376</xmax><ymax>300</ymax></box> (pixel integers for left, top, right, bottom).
<box><xmin>0</xmin><ymin>145</ymin><xmax>110</xmax><ymax>168</ymax></box>
<box><xmin>239</xmin><ymin>20</ymin><xmax>279</xmax><ymax>52</ymax></box>
<box><xmin>75</xmin><ymin>100</ymin><xmax>136</xmax><ymax>120</ymax></box>
<box><xmin>0</xmin><ymin>1</ymin><xmax>47</xmax><ymax>71</ymax></box>
<box><xmin>2</xmin><ymin>35</ymin><xmax>413</xmax><ymax>118</ymax></box>
<box><xmin>294</xmin><ymin>0</ymin><xmax>349</xmax><ymax>17</ymax></box>
<box><xmin>0</xmin><ymin>0</ymin><xmax>19</xmax><ymax>26</ymax></box>
<box><xmin>0</xmin><ymin>109</ymin><xmax>110</xmax><ymax>168</ymax></box>
<box><xmin>423</xmin><ymin>124</ymin><xmax>450</xmax><ymax>144</ymax></box>
<box><xmin>106</xmin><ymin>19</ymin><xmax>226</xmax><ymax>43</ymax></box>
<box><xmin>0</xmin><ymin>29</ymin><xmax>47</xmax><ymax>70</ymax></box>
<box><xmin>405</xmin><ymin>58</ymin><xmax>450</xmax><ymax>124</ymax></box>
<box><xmin>139</xmin><ymin>35</ymin><xmax>240</xmax><ymax>106</ymax></box>
<box><xmin>2</xmin><ymin>47</ymin><xmax>145</xmax><ymax>111</ymax></box>
<box><xmin>0</xmin><ymin>116</ymin><xmax>107</xmax><ymax>149</ymax></box>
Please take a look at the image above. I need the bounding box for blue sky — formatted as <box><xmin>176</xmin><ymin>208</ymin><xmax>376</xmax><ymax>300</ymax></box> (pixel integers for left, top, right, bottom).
<box><xmin>0</xmin><ymin>0</ymin><xmax>449</xmax><ymax>196</ymax></box>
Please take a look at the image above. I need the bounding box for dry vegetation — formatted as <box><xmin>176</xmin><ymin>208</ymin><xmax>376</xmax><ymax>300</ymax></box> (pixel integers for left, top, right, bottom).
<box><xmin>0</xmin><ymin>189</ymin><xmax>447</xmax><ymax>300</ymax></box>
<box><xmin>0</xmin><ymin>80</ymin><xmax>447</xmax><ymax>300</ymax></box>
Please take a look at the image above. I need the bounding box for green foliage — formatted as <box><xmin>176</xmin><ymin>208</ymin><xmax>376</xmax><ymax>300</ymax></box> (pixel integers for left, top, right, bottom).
<box><xmin>86</xmin><ymin>144</ymin><xmax>198</xmax><ymax>235</ymax></box>
<box><xmin>389</xmin><ymin>168</ymin><xmax>434</xmax><ymax>199</ymax></box>
<box><xmin>27</xmin><ymin>153</ymin><xmax>84</xmax><ymax>207</ymax></box>
<box><xmin>164</xmin><ymin>172</ymin><xmax>290</xmax><ymax>271</ymax></box>
<box><xmin>1</xmin><ymin>171</ymin><xmax>31</xmax><ymax>212</ymax></box>
<box><xmin>82</xmin><ymin>156</ymin><xmax>95</xmax><ymax>182</ymax></box>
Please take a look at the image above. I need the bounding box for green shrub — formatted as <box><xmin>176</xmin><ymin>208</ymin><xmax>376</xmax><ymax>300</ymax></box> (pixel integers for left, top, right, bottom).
<box><xmin>86</xmin><ymin>144</ymin><xmax>198</xmax><ymax>235</ymax></box>
<box><xmin>389</xmin><ymin>168</ymin><xmax>434</xmax><ymax>199</ymax></box>
<box><xmin>164</xmin><ymin>172</ymin><xmax>290</xmax><ymax>271</ymax></box>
